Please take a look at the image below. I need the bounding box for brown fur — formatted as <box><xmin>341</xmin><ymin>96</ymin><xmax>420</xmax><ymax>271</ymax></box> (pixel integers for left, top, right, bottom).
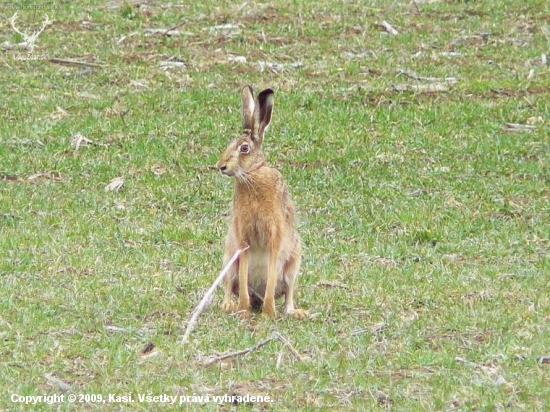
<box><xmin>216</xmin><ymin>85</ymin><xmax>308</xmax><ymax>319</ymax></box>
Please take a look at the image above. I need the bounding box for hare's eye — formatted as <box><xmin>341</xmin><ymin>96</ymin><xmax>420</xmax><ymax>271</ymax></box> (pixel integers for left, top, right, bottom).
<box><xmin>239</xmin><ymin>144</ymin><xmax>250</xmax><ymax>154</ymax></box>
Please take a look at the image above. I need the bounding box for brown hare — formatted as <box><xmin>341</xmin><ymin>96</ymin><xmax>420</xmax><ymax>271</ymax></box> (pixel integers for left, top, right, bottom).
<box><xmin>216</xmin><ymin>85</ymin><xmax>308</xmax><ymax>320</ymax></box>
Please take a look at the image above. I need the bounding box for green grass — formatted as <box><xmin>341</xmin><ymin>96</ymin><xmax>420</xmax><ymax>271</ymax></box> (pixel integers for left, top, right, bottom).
<box><xmin>1</xmin><ymin>0</ymin><xmax>549</xmax><ymax>410</ymax></box>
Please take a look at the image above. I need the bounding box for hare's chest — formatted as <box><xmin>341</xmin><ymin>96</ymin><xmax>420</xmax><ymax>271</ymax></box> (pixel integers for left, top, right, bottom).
<box><xmin>240</xmin><ymin>212</ymin><xmax>276</xmax><ymax>247</ymax></box>
<box><xmin>232</xmin><ymin>197</ymin><xmax>279</xmax><ymax>247</ymax></box>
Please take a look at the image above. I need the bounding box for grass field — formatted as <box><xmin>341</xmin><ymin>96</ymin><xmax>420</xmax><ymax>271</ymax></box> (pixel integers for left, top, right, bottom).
<box><xmin>1</xmin><ymin>0</ymin><xmax>549</xmax><ymax>410</ymax></box>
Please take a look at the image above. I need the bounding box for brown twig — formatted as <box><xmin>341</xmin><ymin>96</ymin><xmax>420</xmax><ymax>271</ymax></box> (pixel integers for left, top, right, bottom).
<box><xmin>272</xmin><ymin>332</ymin><xmax>306</xmax><ymax>362</ymax></box>
<box><xmin>200</xmin><ymin>331</ymin><xmax>307</xmax><ymax>367</ymax></box>
<box><xmin>200</xmin><ymin>336</ymin><xmax>276</xmax><ymax>367</ymax></box>
<box><xmin>181</xmin><ymin>246</ymin><xmax>249</xmax><ymax>345</ymax></box>
<box><xmin>48</xmin><ymin>58</ymin><xmax>105</xmax><ymax>68</ymax></box>
<box><xmin>163</xmin><ymin>20</ymin><xmax>188</xmax><ymax>36</ymax></box>
<box><xmin>398</xmin><ymin>69</ymin><xmax>458</xmax><ymax>84</ymax></box>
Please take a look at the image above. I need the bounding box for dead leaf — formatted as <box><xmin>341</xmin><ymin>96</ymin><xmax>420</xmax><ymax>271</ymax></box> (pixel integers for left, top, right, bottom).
<box><xmin>207</xmin><ymin>23</ymin><xmax>242</xmax><ymax>36</ymax></box>
<box><xmin>106</xmin><ymin>326</ymin><xmax>129</xmax><ymax>333</ymax></box>
<box><xmin>526</xmin><ymin>116</ymin><xmax>544</xmax><ymax>125</ymax></box>
<box><xmin>502</xmin><ymin>123</ymin><xmax>538</xmax><ymax>132</ymax></box>
<box><xmin>392</xmin><ymin>83</ymin><xmax>451</xmax><ymax>92</ymax></box>
<box><xmin>76</xmin><ymin>91</ymin><xmax>100</xmax><ymax>100</ymax></box>
<box><xmin>380</xmin><ymin>20</ymin><xmax>399</xmax><ymax>36</ymax></box>
<box><xmin>462</xmin><ymin>290</ymin><xmax>493</xmax><ymax>303</ymax></box>
<box><xmin>151</xmin><ymin>164</ymin><xmax>167</xmax><ymax>177</ymax></box>
<box><xmin>450</xmin><ymin>33</ymin><xmax>489</xmax><ymax>47</ymax></box>
<box><xmin>259</xmin><ymin>61</ymin><xmax>303</xmax><ymax>73</ymax></box>
<box><xmin>140</xmin><ymin>349</ymin><xmax>160</xmax><ymax>360</ymax></box>
<box><xmin>377</xmin><ymin>392</ymin><xmax>394</xmax><ymax>408</ymax></box>
<box><xmin>104</xmin><ymin>177</ymin><xmax>125</xmax><ymax>192</ymax></box>
<box><xmin>130</xmin><ymin>79</ymin><xmax>150</xmax><ymax>89</ymax></box>
<box><xmin>372</xmin><ymin>257</ymin><xmax>399</xmax><ymax>267</ymax></box>
<box><xmin>159</xmin><ymin>60</ymin><xmax>186</xmax><ymax>69</ymax></box>
<box><xmin>317</xmin><ymin>280</ymin><xmax>349</xmax><ymax>289</ymax></box>
<box><xmin>71</xmin><ymin>132</ymin><xmax>94</xmax><ymax>150</ymax></box>
<box><xmin>44</xmin><ymin>373</ymin><xmax>71</xmax><ymax>392</ymax></box>
<box><xmin>351</xmin><ymin>322</ymin><xmax>389</xmax><ymax>337</ymax></box>
<box><xmin>1</xmin><ymin>40</ymin><xmax>30</xmax><ymax>51</ymax></box>
<box><xmin>228</xmin><ymin>55</ymin><xmax>247</xmax><ymax>63</ymax></box>
<box><xmin>398</xmin><ymin>69</ymin><xmax>458</xmax><ymax>84</ymax></box>
<box><xmin>443</xmin><ymin>254</ymin><xmax>465</xmax><ymax>263</ymax></box>
<box><xmin>145</xmin><ymin>28</ymin><xmax>185</xmax><ymax>37</ymax></box>
<box><xmin>440</xmin><ymin>52</ymin><xmax>462</xmax><ymax>58</ymax></box>
<box><xmin>27</xmin><ymin>172</ymin><xmax>63</xmax><ymax>183</ymax></box>
<box><xmin>115</xmin><ymin>201</ymin><xmax>127</xmax><ymax>211</ymax></box>
<box><xmin>50</xmin><ymin>106</ymin><xmax>69</xmax><ymax>120</ymax></box>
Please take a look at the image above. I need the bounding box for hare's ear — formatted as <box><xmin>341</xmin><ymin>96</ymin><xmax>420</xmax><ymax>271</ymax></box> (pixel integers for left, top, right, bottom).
<box><xmin>254</xmin><ymin>88</ymin><xmax>274</xmax><ymax>144</ymax></box>
<box><xmin>242</xmin><ymin>85</ymin><xmax>255</xmax><ymax>133</ymax></box>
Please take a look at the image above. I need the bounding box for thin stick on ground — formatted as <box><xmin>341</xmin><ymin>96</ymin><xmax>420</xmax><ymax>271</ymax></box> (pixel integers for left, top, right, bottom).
<box><xmin>181</xmin><ymin>246</ymin><xmax>249</xmax><ymax>345</ymax></box>
<box><xmin>201</xmin><ymin>336</ymin><xmax>276</xmax><ymax>367</ymax></box>
<box><xmin>397</xmin><ymin>69</ymin><xmax>458</xmax><ymax>84</ymax></box>
<box><xmin>272</xmin><ymin>332</ymin><xmax>306</xmax><ymax>362</ymax></box>
<box><xmin>48</xmin><ymin>58</ymin><xmax>105</xmax><ymax>68</ymax></box>
<box><xmin>381</xmin><ymin>20</ymin><xmax>399</xmax><ymax>36</ymax></box>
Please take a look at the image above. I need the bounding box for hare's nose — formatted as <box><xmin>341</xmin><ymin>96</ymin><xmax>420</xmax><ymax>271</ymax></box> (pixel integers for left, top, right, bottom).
<box><xmin>219</xmin><ymin>165</ymin><xmax>227</xmax><ymax>173</ymax></box>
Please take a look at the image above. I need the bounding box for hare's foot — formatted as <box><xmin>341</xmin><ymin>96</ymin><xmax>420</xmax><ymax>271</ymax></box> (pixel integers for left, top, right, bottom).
<box><xmin>236</xmin><ymin>309</ymin><xmax>252</xmax><ymax>319</ymax></box>
<box><xmin>222</xmin><ymin>300</ymin><xmax>238</xmax><ymax>313</ymax></box>
<box><xmin>289</xmin><ymin>308</ymin><xmax>309</xmax><ymax>320</ymax></box>
<box><xmin>236</xmin><ymin>300</ymin><xmax>251</xmax><ymax>319</ymax></box>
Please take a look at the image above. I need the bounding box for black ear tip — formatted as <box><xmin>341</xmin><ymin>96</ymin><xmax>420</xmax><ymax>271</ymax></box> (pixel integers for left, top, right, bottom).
<box><xmin>259</xmin><ymin>88</ymin><xmax>274</xmax><ymax>96</ymax></box>
<box><xmin>258</xmin><ymin>89</ymin><xmax>275</xmax><ymax>104</ymax></box>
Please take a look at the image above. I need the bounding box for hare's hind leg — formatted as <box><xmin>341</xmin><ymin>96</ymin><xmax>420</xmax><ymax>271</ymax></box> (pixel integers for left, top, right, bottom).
<box><xmin>283</xmin><ymin>247</ymin><xmax>309</xmax><ymax>320</ymax></box>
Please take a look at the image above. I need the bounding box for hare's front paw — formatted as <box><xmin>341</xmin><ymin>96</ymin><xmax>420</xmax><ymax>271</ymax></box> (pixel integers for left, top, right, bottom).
<box><xmin>290</xmin><ymin>309</ymin><xmax>309</xmax><ymax>320</ymax></box>
<box><xmin>222</xmin><ymin>300</ymin><xmax>238</xmax><ymax>313</ymax></box>
<box><xmin>261</xmin><ymin>300</ymin><xmax>277</xmax><ymax>318</ymax></box>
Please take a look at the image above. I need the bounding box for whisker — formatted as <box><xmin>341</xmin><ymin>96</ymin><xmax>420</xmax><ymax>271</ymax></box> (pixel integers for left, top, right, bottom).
<box><xmin>236</xmin><ymin>170</ymin><xmax>254</xmax><ymax>194</ymax></box>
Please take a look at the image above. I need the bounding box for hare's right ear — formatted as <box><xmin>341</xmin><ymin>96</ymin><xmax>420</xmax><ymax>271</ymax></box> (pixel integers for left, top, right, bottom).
<box><xmin>242</xmin><ymin>85</ymin><xmax>255</xmax><ymax>133</ymax></box>
<box><xmin>254</xmin><ymin>88</ymin><xmax>274</xmax><ymax>145</ymax></box>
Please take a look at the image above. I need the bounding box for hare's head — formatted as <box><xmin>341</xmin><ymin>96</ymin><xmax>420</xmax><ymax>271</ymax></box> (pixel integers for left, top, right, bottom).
<box><xmin>216</xmin><ymin>86</ymin><xmax>274</xmax><ymax>178</ymax></box>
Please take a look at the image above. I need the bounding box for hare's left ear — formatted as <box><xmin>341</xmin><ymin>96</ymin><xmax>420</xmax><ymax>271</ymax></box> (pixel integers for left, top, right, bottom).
<box><xmin>253</xmin><ymin>88</ymin><xmax>274</xmax><ymax>145</ymax></box>
<box><xmin>242</xmin><ymin>85</ymin><xmax>255</xmax><ymax>133</ymax></box>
